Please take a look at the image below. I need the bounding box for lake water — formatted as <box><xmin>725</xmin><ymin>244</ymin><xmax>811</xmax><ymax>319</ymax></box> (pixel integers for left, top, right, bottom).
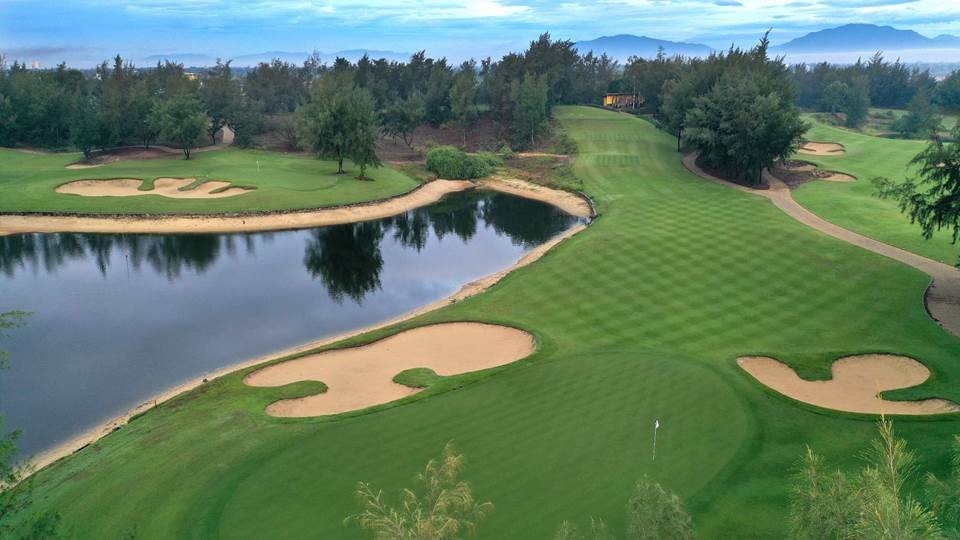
<box><xmin>0</xmin><ymin>191</ymin><xmax>582</xmax><ymax>459</ymax></box>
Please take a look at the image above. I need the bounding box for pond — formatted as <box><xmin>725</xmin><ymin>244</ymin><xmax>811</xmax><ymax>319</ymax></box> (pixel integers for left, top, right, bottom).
<box><xmin>0</xmin><ymin>191</ymin><xmax>584</xmax><ymax>459</ymax></box>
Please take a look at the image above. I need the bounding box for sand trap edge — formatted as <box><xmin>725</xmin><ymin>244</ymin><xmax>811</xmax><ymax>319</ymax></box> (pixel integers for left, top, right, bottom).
<box><xmin>244</xmin><ymin>321</ymin><xmax>538</xmax><ymax>418</ymax></box>
<box><xmin>737</xmin><ymin>354</ymin><xmax>960</xmax><ymax>416</ymax></box>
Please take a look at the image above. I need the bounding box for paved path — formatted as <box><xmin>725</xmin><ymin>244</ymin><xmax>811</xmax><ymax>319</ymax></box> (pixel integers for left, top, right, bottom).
<box><xmin>682</xmin><ymin>153</ymin><xmax>960</xmax><ymax>338</ymax></box>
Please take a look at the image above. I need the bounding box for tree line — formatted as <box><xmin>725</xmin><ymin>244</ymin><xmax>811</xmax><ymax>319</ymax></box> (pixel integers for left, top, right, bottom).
<box><xmin>0</xmin><ymin>34</ymin><xmax>621</xmax><ymax>169</ymax></box>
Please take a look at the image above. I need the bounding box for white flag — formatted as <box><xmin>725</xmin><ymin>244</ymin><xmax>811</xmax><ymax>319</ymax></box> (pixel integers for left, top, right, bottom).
<box><xmin>655</xmin><ymin>419</ymin><xmax>660</xmax><ymax>429</ymax></box>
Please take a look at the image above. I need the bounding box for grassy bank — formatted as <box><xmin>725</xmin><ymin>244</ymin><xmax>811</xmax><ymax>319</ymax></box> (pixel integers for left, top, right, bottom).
<box><xmin>0</xmin><ymin>147</ymin><xmax>419</xmax><ymax>215</ymax></box>
<box><xmin>18</xmin><ymin>106</ymin><xmax>960</xmax><ymax>537</ymax></box>
<box><xmin>792</xmin><ymin>116</ymin><xmax>959</xmax><ymax>264</ymax></box>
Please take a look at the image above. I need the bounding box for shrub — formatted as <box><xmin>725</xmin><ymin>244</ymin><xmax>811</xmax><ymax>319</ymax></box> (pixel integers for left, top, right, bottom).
<box><xmin>425</xmin><ymin>145</ymin><xmax>494</xmax><ymax>179</ymax></box>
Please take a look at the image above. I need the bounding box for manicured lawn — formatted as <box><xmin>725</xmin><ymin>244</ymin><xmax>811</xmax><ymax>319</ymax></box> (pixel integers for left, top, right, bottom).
<box><xmin>19</xmin><ymin>107</ymin><xmax>960</xmax><ymax>538</ymax></box>
<box><xmin>0</xmin><ymin>148</ymin><xmax>420</xmax><ymax>215</ymax></box>
<box><xmin>792</xmin><ymin>116</ymin><xmax>959</xmax><ymax>264</ymax></box>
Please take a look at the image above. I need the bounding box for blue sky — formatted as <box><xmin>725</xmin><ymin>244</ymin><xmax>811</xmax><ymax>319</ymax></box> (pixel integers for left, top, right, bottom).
<box><xmin>2</xmin><ymin>0</ymin><xmax>960</xmax><ymax>66</ymax></box>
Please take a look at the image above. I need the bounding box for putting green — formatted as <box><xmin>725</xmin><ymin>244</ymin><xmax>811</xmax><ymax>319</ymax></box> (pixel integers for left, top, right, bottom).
<box><xmin>792</xmin><ymin>117</ymin><xmax>959</xmax><ymax>264</ymax></box>
<box><xmin>17</xmin><ymin>107</ymin><xmax>960</xmax><ymax>537</ymax></box>
<box><xmin>0</xmin><ymin>147</ymin><xmax>419</xmax><ymax>215</ymax></box>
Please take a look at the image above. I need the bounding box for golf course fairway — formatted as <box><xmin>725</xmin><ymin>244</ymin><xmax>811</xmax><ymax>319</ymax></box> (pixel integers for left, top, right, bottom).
<box><xmin>19</xmin><ymin>106</ymin><xmax>960</xmax><ymax>538</ymax></box>
<box><xmin>792</xmin><ymin>117</ymin><xmax>959</xmax><ymax>264</ymax></box>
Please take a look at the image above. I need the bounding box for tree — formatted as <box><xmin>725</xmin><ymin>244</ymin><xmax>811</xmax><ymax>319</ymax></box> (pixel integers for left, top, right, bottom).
<box><xmin>926</xmin><ymin>435</ymin><xmax>960</xmax><ymax>538</ymax></box>
<box><xmin>510</xmin><ymin>73</ymin><xmax>549</xmax><ymax>149</ymax></box>
<box><xmin>893</xmin><ymin>88</ymin><xmax>942</xmax><ymax>139</ymax></box>
<box><xmin>626</xmin><ymin>477</ymin><xmax>694</xmax><ymax>539</ymax></box>
<box><xmin>70</xmin><ymin>93</ymin><xmax>102</xmax><ymax>158</ymax></box>
<box><xmin>380</xmin><ymin>94</ymin><xmax>424</xmax><ymax>148</ymax></box>
<box><xmin>936</xmin><ymin>70</ymin><xmax>960</xmax><ymax>112</ymax></box>
<box><xmin>553</xmin><ymin>476</ymin><xmax>693</xmax><ymax>540</ymax></box>
<box><xmin>790</xmin><ymin>419</ymin><xmax>945</xmax><ymax>539</ymax></box>
<box><xmin>844</xmin><ymin>77</ymin><xmax>870</xmax><ymax>129</ymax></box>
<box><xmin>423</xmin><ymin>61</ymin><xmax>454</xmax><ymax>126</ymax></box>
<box><xmin>685</xmin><ymin>70</ymin><xmax>806</xmax><ymax>184</ymax></box>
<box><xmin>820</xmin><ymin>81</ymin><xmax>849</xmax><ymax>114</ymax></box>
<box><xmin>874</xmin><ymin>126</ymin><xmax>960</xmax><ymax>247</ymax></box>
<box><xmin>200</xmin><ymin>59</ymin><xmax>241</xmax><ymax>144</ymax></box>
<box><xmin>151</xmin><ymin>94</ymin><xmax>209</xmax><ymax>159</ymax></box>
<box><xmin>450</xmin><ymin>62</ymin><xmax>477</xmax><ymax>147</ymax></box>
<box><xmin>297</xmin><ymin>80</ymin><xmax>380</xmax><ymax>177</ymax></box>
<box><xmin>345</xmin><ymin>442</ymin><xmax>494</xmax><ymax>539</ymax></box>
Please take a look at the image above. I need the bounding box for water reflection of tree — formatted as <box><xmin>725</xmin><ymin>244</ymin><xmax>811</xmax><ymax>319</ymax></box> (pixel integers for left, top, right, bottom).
<box><xmin>480</xmin><ymin>193</ymin><xmax>580</xmax><ymax>248</ymax></box>
<box><xmin>0</xmin><ymin>233</ymin><xmax>231</xmax><ymax>279</ymax></box>
<box><xmin>0</xmin><ymin>192</ymin><xmax>581</xmax><ymax>302</ymax></box>
<box><xmin>303</xmin><ymin>221</ymin><xmax>385</xmax><ymax>304</ymax></box>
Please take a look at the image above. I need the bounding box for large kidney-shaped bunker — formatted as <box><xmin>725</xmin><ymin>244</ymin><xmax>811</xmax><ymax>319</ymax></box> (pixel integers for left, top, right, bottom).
<box><xmin>245</xmin><ymin>322</ymin><xmax>536</xmax><ymax>417</ymax></box>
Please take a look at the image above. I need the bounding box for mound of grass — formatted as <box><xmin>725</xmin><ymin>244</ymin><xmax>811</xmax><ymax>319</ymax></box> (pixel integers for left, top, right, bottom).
<box><xmin>0</xmin><ymin>147</ymin><xmax>420</xmax><ymax>215</ymax></box>
<box><xmin>425</xmin><ymin>146</ymin><xmax>497</xmax><ymax>179</ymax></box>
<box><xmin>17</xmin><ymin>107</ymin><xmax>960</xmax><ymax>539</ymax></box>
<box><xmin>392</xmin><ymin>368</ymin><xmax>442</xmax><ymax>389</ymax></box>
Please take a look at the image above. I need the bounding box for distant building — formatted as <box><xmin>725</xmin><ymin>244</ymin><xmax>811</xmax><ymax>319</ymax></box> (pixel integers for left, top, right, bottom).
<box><xmin>602</xmin><ymin>92</ymin><xmax>644</xmax><ymax>110</ymax></box>
<box><xmin>29</xmin><ymin>60</ymin><xmax>42</xmax><ymax>70</ymax></box>
<box><xmin>185</xmin><ymin>72</ymin><xmax>199</xmax><ymax>81</ymax></box>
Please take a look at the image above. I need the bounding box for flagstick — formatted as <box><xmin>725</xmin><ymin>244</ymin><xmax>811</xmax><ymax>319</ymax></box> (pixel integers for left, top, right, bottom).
<box><xmin>653</xmin><ymin>419</ymin><xmax>659</xmax><ymax>461</ymax></box>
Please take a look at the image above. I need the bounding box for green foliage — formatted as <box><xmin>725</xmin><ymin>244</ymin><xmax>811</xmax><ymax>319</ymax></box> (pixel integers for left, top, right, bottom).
<box><xmin>626</xmin><ymin>477</ymin><xmax>694</xmax><ymax>539</ymax></box>
<box><xmin>510</xmin><ymin>73</ymin><xmax>550</xmax><ymax>149</ymax></box>
<box><xmin>346</xmin><ymin>442</ymin><xmax>493</xmax><ymax>539</ymax></box>
<box><xmin>551</xmin><ymin>131</ymin><xmax>579</xmax><ymax>155</ymax></box>
<box><xmin>685</xmin><ymin>70</ymin><xmax>807</xmax><ymax>184</ymax></box>
<box><xmin>151</xmin><ymin>93</ymin><xmax>209</xmax><ymax>159</ymax></box>
<box><xmin>297</xmin><ymin>81</ymin><xmax>381</xmax><ymax>177</ymax></box>
<box><xmin>843</xmin><ymin>78</ymin><xmax>871</xmax><ymax>129</ymax></box>
<box><xmin>790</xmin><ymin>419</ymin><xmax>946</xmax><ymax>539</ymax></box>
<box><xmin>936</xmin><ymin>70</ymin><xmax>960</xmax><ymax>112</ymax></box>
<box><xmin>70</xmin><ymin>93</ymin><xmax>102</xmax><ymax>158</ymax></box>
<box><xmin>425</xmin><ymin>146</ymin><xmax>494</xmax><ymax>179</ymax></box>
<box><xmin>392</xmin><ymin>368</ymin><xmax>441</xmax><ymax>389</ymax></box>
<box><xmin>451</xmin><ymin>62</ymin><xmax>478</xmax><ymax>146</ymax></box>
<box><xmin>893</xmin><ymin>89</ymin><xmax>943</xmax><ymax>139</ymax></box>
<box><xmin>380</xmin><ymin>95</ymin><xmax>424</xmax><ymax>148</ymax></box>
<box><xmin>200</xmin><ymin>59</ymin><xmax>242</xmax><ymax>144</ymax></box>
<box><xmin>874</xmin><ymin>126</ymin><xmax>960</xmax><ymax>245</ymax></box>
<box><xmin>553</xmin><ymin>476</ymin><xmax>693</xmax><ymax>540</ymax></box>
<box><xmin>926</xmin><ymin>436</ymin><xmax>960</xmax><ymax>538</ymax></box>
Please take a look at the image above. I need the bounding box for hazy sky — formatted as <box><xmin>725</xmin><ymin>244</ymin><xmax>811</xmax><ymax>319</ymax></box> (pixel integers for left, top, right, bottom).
<box><xmin>2</xmin><ymin>0</ymin><xmax>960</xmax><ymax>66</ymax></box>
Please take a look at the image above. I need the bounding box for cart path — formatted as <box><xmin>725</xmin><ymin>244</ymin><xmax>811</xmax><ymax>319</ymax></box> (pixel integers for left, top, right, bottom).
<box><xmin>682</xmin><ymin>153</ymin><xmax>960</xmax><ymax>338</ymax></box>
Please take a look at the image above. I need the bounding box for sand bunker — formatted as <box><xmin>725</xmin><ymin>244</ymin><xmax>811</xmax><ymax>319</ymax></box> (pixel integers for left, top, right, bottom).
<box><xmin>483</xmin><ymin>176</ymin><xmax>593</xmax><ymax>218</ymax></box>
<box><xmin>798</xmin><ymin>142</ymin><xmax>846</xmax><ymax>156</ymax></box>
<box><xmin>245</xmin><ymin>322</ymin><xmax>535</xmax><ymax>417</ymax></box>
<box><xmin>821</xmin><ymin>171</ymin><xmax>856</xmax><ymax>182</ymax></box>
<box><xmin>738</xmin><ymin>354</ymin><xmax>960</xmax><ymax>415</ymax></box>
<box><xmin>56</xmin><ymin>178</ymin><xmax>252</xmax><ymax>199</ymax></box>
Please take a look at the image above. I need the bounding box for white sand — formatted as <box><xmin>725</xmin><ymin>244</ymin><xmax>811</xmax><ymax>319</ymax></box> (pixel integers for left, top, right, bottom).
<box><xmin>798</xmin><ymin>142</ymin><xmax>846</xmax><ymax>156</ymax></box>
<box><xmin>55</xmin><ymin>178</ymin><xmax>252</xmax><ymax>199</ymax></box>
<box><xmin>245</xmin><ymin>323</ymin><xmax>535</xmax><ymax>416</ymax></box>
<box><xmin>738</xmin><ymin>355</ymin><xmax>960</xmax><ymax>415</ymax></box>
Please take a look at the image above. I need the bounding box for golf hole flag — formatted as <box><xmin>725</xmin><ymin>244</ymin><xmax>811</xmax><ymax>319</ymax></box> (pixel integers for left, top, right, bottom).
<box><xmin>653</xmin><ymin>419</ymin><xmax>660</xmax><ymax>460</ymax></box>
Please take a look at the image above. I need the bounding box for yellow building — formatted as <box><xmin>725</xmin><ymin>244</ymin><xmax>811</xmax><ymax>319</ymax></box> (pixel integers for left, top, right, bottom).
<box><xmin>602</xmin><ymin>92</ymin><xmax>644</xmax><ymax>110</ymax></box>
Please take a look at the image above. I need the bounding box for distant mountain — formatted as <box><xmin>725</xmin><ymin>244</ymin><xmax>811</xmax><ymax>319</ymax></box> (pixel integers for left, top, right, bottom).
<box><xmin>142</xmin><ymin>53</ymin><xmax>217</xmax><ymax>66</ymax></box>
<box><xmin>574</xmin><ymin>34</ymin><xmax>713</xmax><ymax>61</ymax></box>
<box><xmin>773</xmin><ymin>24</ymin><xmax>960</xmax><ymax>53</ymax></box>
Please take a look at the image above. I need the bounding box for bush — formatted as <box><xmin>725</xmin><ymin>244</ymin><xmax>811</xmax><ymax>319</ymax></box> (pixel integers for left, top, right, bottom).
<box><xmin>497</xmin><ymin>144</ymin><xmax>515</xmax><ymax>159</ymax></box>
<box><xmin>425</xmin><ymin>145</ymin><xmax>494</xmax><ymax>179</ymax></box>
<box><xmin>551</xmin><ymin>131</ymin><xmax>579</xmax><ymax>155</ymax></box>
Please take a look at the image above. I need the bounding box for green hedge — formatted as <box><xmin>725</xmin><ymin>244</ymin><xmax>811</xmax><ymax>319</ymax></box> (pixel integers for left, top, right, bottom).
<box><xmin>425</xmin><ymin>146</ymin><xmax>499</xmax><ymax>179</ymax></box>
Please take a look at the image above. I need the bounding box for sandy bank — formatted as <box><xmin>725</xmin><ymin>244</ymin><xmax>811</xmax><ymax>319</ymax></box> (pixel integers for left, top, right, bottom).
<box><xmin>738</xmin><ymin>354</ymin><xmax>960</xmax><ymax>415</ymax></box>
<box><xmin>56</xmin><ymin>178</ymin><xmax>252</xmax><ymax>199</ymax></box>
<box><xmin>798</xmin><ymin>141</ymin><xmax>846</xmax><ymax>156</ymax></box>
<box><xmin>245</xmin><ymin>323</ymin><xmax>535</xmax><ymax>416</ymax></box>
<box><xmin>25</xmin><ymin>217</ymin><xmax>589</xmax><ymax>475</ymax></box>
<box><xmin>0</xmin><ymin>177</ymin><xmax>591</xmax><ymax>235</ymax></box>
<box><xmin>482</xmin><ymin>176</ymin><xmax>593</xmax><ymax>218</ymax></box>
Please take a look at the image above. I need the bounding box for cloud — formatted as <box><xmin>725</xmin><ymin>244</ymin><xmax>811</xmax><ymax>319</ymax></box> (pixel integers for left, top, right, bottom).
<box><xmin>714</xmin><ymin>0</ymin><xmax>742</xmax><ymax>5</ymax></box>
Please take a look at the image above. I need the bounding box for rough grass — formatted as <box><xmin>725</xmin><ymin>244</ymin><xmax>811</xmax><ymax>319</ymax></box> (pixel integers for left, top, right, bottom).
<box><xmin>0</xmin><ymin>148</ymin><xmax>420</xmax><ymax>215</ymax></box>
<box><xmin>793</xmin><ymin>115</ymin><xmax>960</xmax><ymax>264</ymax></box>
<box><xmin>16</xmin><ymin>106</ymin><xmax>960</xmax><ymax>538</ymax></box>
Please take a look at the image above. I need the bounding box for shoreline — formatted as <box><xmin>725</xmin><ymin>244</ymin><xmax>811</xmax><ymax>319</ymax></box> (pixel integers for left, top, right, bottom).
<box><xmin>24</xmin><ymin>191</ymin><xmax>593</xmax><ymax>476</ymax></box>
<box><xmin>0</xmin><ymin>177</ymin><xmax>593</xmax><ymax>236</ymax></box>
